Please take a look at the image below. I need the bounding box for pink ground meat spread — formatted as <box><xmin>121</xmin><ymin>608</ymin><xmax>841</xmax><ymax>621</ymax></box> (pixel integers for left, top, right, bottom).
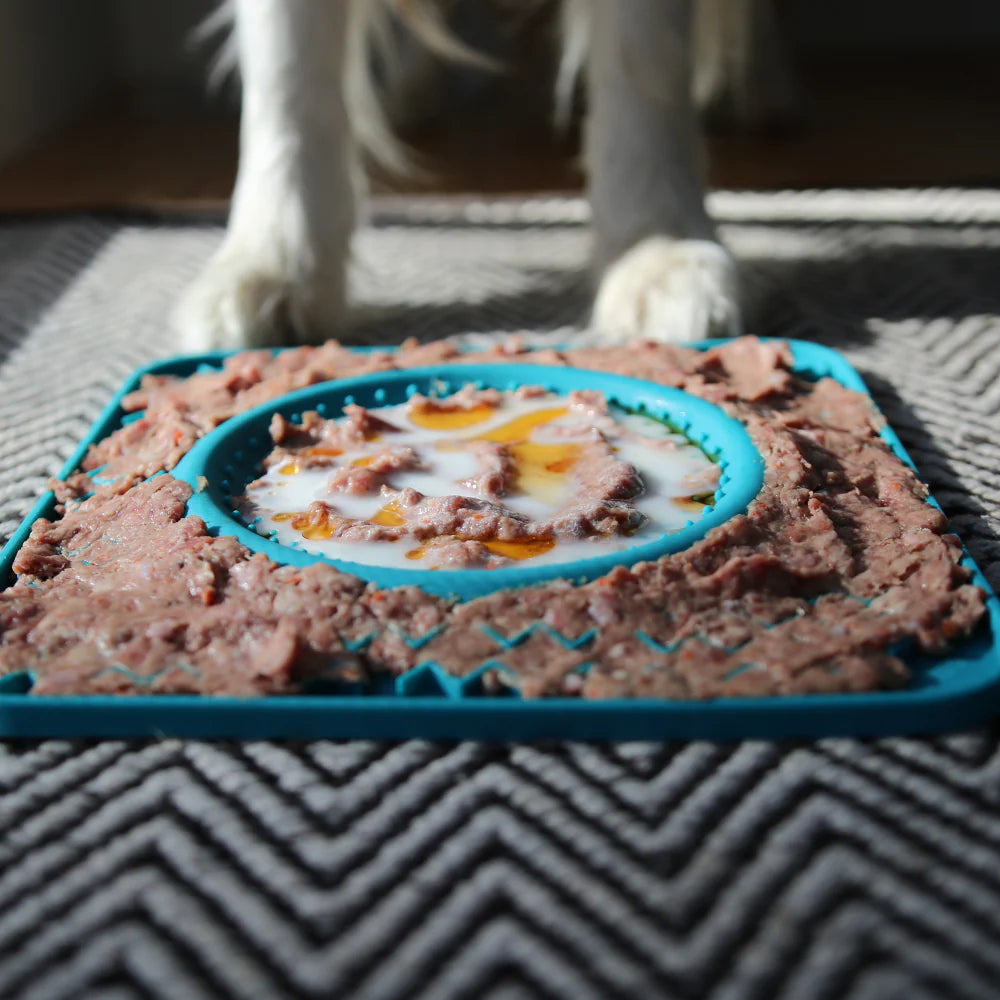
<box><xmin>0</xmin><ymin>337</ymin><xmax>986</xmax><ymax>698</ymax></box>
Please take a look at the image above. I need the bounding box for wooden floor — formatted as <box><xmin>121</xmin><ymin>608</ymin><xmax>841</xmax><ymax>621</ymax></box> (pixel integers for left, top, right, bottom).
<box><xmin>2</xmin><ymin>56</ymin><xmax>1000</xmax><ymax>214</ymax></box>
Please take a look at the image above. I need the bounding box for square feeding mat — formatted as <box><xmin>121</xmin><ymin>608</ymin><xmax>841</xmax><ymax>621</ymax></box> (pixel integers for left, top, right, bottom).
<box><xmin>0</xmin><ymin>338</ymin><xmax>997</xmax><ymax>740</ymax></box>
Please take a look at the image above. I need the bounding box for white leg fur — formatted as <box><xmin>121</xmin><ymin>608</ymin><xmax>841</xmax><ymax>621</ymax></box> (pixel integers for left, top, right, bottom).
<box><xmin>584</xmin><ymin>0</ymin><xmax>739</xmax><ymax>343</ymax></box>
<box><xmin>174</xmin><ymin>0</ymin><xmax>356</xmax><ymax>351</ymax></box>
<box><xmin>693</xmin><ymin>0</ymin><xmax>801</xmax><ymax>133</ymax></box>
<box><xmin>592</xmin><ymin>236</ymin><xmax>738</xmax><ymax>343</ymax></box>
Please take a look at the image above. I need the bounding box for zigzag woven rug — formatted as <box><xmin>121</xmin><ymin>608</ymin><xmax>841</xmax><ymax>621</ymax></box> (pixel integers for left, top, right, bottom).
<box><xmin>1</xmin><ymin>191</ymin><xmax>999</xmax><ymax>1000</ymax></box>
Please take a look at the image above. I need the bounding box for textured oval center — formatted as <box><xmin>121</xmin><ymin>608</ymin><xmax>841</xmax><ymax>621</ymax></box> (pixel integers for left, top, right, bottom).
<box><xmin>239</xmin><ymin>386</ymin><xmax>721</xmax><ymax>573</ymax></box>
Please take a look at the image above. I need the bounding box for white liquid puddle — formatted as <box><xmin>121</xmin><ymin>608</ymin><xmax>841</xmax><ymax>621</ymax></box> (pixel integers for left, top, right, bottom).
<box><xmin>241</xmin><ymin>391</ymin><xmax>720</xmax><ymax>571</ymax></box>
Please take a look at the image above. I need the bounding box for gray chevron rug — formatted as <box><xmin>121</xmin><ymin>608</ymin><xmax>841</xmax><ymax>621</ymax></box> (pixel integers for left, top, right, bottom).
<box><xmin>1</xmin><ymin>191</ymin><xmax>999</xmax><ymax>1000</ymax></box>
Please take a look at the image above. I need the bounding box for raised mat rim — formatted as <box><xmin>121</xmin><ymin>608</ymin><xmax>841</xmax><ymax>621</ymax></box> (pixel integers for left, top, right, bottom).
<box><xmin>0</xmin><ymin>338</ymin><xmax>997</xmax><ymax>740</ymax></box>
<box><xmin>170</xmin><ymin>364</ymin><xmax>764</xmax><ymax>600</ymax></box>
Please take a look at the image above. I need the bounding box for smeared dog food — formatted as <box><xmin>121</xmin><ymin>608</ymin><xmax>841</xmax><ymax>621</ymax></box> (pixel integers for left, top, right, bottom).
<box><xmin>0</xmin><ymin>337</ymin><xmax>986</xmax><ymax>698</ymax></box>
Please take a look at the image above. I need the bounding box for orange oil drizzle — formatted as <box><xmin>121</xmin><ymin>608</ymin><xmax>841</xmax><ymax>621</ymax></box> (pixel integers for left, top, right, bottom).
<box><xmin>302</xmin><ymin>523</ymin><xmax>334</xmax><ymax>540</ymax></box>
<box><xmin>441</xmin><ymin>405</ymin><xmax>584</xmax><ymax>502</ymax></box>
<box><xmin>474</xmin><ymin>406</ymin><xmax>567</xmax><ymax>444</ymax></box>
<box><xmin>278</xmin><ymin>462</ymin><xmax>300</xmax><ymax>475</ymax></box>
<box><xmin>409</xmin><ymin>400</ymin><xmax>496</xmax><ymax>430</ymax></box>
<box><xmin>509</xmin><ymin>440</ymin><xmax>582</xmax><ymax>500</ymax></box>
<box><xmin>370</xmin><ymin>502</ymin><xmax>406</xmax><ymax>527</ymax></box>
<box><xmin>404</xmin><ymin>534</ymin><xmax>556</xmax><ymax>563</ymax></box>
<box><xmin>280</xmin><ymin>506</ymin><xmax>341</xmax><ymax>540</ymax></box>
<box><xmin>482</xmin><ymin>536</ymin><xmax>556</xmax><ymax>560</ymax></box>
<box><xmin>478</xmin><ymin>408</ymin><xmax>581</xmax><ymax>497</ymax></box>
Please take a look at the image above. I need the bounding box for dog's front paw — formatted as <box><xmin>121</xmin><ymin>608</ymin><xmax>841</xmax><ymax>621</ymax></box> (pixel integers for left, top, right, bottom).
<box><xmin>592</xmin><ymin>237</ymin><xmax>740</xmax><ymax>344</ymax></box>
<box><xmin>173</xmin><ymin>247</ymin><xmax>347</xmax><ymax>353</ymax></box>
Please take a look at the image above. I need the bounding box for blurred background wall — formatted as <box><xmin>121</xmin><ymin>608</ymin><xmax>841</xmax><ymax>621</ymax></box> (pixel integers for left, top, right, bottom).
<box><xmin>2</xmin><ymin>0</ymin><xmax>1000</xmax><ymax>207</ymax></box>
<box><xmin>0</xmin><ymin>0</ymin><xmax>113</xmax><ymax>165</ymax></box>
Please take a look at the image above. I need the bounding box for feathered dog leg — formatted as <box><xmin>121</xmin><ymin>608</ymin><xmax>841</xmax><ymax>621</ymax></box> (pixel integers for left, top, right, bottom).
<box><xmin>175</xmin><ymin>0</ymin><xmax>355</xmax><ymax>350</ymax></box>
<box><xmin>584</xmin><ymin>0</ymin><xmax>740</xmax><ymax>342</ymax></box>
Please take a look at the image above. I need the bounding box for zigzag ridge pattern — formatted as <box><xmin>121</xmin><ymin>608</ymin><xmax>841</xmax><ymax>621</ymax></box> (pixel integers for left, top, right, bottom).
<box><xmin>5</xmin><ymin>734</ymin><xmax>1000</xmax><ymax>998</ymax></box>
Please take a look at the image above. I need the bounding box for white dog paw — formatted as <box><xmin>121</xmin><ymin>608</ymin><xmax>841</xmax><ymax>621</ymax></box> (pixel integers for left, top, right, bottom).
<box><xmin>173</xmin><ymin>249</ymin><xmax>347</xmax><ymax>353</ymax></box>
<box><xmin>592</xmin><ymin>237</ymin><xmax>740</xmax><ymax>344</ymax></box>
